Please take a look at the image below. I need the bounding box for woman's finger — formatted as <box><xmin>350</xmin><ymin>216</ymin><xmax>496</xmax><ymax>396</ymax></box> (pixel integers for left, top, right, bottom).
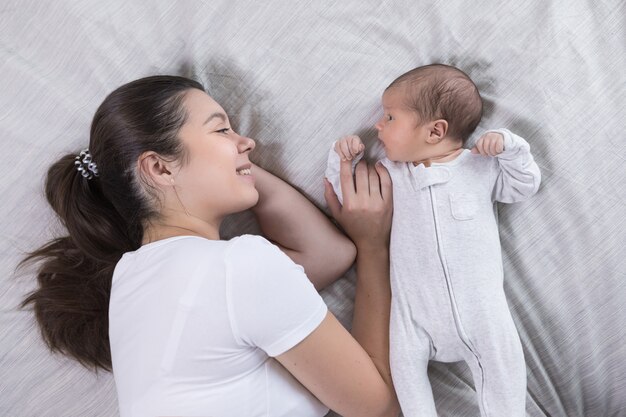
<box><xmin>375</xmin><ymin>162</ymin><xmax>393</xmax><ymax>202</ymax></box>
<box><xmin>368</xmin><ymin>163</ymin><xmax>380</xmax><ymax>198</ymax></box>
<box><xmin>354</xmin><ymin>160</ymin><xmax>369</xmax><ymax>196</ymax></box>
<box><xmin>339</xmin><ymin>158</ymin><xmax>356</xmax><ymax>199</ymax></box>
<box><xmin>323</xmin><ymin>178</ymin><xmax>342</xmax><ymax>219</ymax></box>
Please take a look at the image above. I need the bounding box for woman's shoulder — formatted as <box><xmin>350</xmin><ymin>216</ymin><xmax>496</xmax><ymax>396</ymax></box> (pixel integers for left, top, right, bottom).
<box><xmin>122</xmin><ymin>234</ymin><xmax>280</xmax><ymax>265</ymax></box>
<box><xmin>226</xmin><ymin>234</ymin><xmax>275</xmax><ymax>251</ymax></box>
<box><xmin>124</xmin><ymin>234</ymin><xmax>295</xmax><ymax>279</ymax></box>
<box><xmin>224</xmin><ymin>234</ymin><xmax>294</xmax><ymax>268</ymax></box>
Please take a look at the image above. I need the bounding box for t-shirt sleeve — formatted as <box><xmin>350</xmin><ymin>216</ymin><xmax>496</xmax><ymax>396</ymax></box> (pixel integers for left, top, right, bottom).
<box><xmin>224</xmin><ymin>235</ymin><xmax>328</xmax><ymax>357</ymax></box>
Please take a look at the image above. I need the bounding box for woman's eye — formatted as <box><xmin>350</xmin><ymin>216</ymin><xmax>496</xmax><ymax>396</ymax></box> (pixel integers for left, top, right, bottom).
<box><xmin>216</xmin><ymin>127</ymin><xmax>231</xmax><ymax>134</ymax></box>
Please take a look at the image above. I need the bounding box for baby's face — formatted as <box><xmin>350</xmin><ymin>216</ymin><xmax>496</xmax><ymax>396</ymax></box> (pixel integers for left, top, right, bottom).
<box><xmin>375</xmin><ymin>88</ymin><xmax>430</xmax><ymax>162</ymax></box>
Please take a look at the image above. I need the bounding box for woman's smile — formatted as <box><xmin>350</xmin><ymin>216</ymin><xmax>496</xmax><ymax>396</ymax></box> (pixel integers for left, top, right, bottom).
<box><xmin>236</xmin><ymin>165</ymin><xmax>255</xmax><ymax>183</ymax></box>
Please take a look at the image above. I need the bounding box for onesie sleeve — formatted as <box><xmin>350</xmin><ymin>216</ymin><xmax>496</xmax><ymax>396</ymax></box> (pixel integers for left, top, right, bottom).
<box><xmin>324</xmin><ymin>141</ymin><xmax>364</xmax><ymax>205</ymax></box>
<box><xmin>224</xmin><ymin>235</ymin><xmax>328</xmax><ymax>357</ymax></box>
<box><xmin>487</xmin><ymin>128</ymin><xmax>542</xmax><ymax>203</ymax></box>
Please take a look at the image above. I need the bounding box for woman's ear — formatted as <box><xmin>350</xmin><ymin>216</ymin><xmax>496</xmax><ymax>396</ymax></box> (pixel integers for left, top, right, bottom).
<box><xmin>426</xmin><ymin>119</ymin><xmax>448</xmax><ymax>144</ymax></box>
<box><xmin>137</xmin><ymin>151</ymin><xmax>174</xmax><ymax>187</ymax></box>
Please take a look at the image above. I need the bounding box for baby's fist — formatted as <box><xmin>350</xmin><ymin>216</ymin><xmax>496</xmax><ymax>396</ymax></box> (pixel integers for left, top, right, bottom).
<box><xmin>334</xmin><ymin>135</ymin><xmax>365</xmax><ymax>161</ymax></box>
<box><xmin>471</xmin><ymin>132</ymin><xmax>505</xmax><ymax>156</ymax></box>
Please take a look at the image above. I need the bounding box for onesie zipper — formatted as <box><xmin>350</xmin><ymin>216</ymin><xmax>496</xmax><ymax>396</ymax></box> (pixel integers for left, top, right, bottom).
<box><xmin>428</xmin><ymin>186</ymin><xmax>488</xmax><ymax>412</ymax></box>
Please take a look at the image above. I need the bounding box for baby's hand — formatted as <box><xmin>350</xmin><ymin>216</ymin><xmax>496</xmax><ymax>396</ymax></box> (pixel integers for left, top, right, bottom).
<box><xmin>471</xmin><ymin>132</ymin><xmax>505</xmax><ymax>156</ymax></box>
<box><xmin>334</xmin><ymin>135</ymin><xmax>365</xmax><ymax>161</ymax></box>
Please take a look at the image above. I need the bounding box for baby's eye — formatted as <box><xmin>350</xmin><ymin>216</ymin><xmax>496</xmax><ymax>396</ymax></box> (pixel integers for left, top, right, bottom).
<box><xmin>386</xmin><ymin>114</ymin><xmax>393</xmax><ymax>121</ymax></box>
<box><xmin>216</xmin><ymin>127</ymin><xmax>231</xmax><ymax>134</ymax></box>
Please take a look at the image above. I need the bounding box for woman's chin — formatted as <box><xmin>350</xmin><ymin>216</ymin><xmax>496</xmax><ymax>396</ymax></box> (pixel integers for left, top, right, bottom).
<box><xmin>241</xmin><ymin>189</ymin><xmax>260</xmax><ymax>211</ymax></box>
<box><xmin>249</xmin><ymin>189</ymin><xmax>260</xmax><ymax>206</ymax></box>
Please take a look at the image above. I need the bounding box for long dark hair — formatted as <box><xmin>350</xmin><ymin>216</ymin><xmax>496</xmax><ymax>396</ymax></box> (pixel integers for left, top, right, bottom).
<box><xmin>17</xmin><ymin>75</ymin><xmax>205</xmax><ymax>372</ymax></box>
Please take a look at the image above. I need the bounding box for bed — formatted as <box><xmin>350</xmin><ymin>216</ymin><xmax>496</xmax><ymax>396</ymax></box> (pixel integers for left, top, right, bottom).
<box><xmin>1</xmin><ymin>1</ymin><xmax>624</xmax><ymax>416</ymax></box>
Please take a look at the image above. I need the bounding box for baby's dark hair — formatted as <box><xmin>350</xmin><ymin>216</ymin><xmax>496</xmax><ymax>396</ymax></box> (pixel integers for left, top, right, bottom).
<box><xmin>386</xmin><ymin>64</ymin><xmax>483</xmax><ymax>144</ymax></box>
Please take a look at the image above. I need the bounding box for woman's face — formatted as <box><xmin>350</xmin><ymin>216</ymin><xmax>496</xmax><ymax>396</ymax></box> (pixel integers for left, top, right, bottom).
<box><xmin>172</xmin><ymin>89</ymin><xmax>259</xmax><ymax>221</ymax></box>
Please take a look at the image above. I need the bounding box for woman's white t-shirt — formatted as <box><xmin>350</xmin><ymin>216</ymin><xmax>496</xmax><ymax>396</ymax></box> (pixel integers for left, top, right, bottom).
<box><xmin>109</xmin><ymin>234</ymin><xmax>329</xmax><ymax>417</ymax></box>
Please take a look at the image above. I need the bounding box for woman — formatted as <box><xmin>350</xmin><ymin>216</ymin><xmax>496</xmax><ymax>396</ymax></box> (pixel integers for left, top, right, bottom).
<box><xmin>20</xmin><ymin>76</ymin><xmax>399</xmax><ymax>417</ymax></box>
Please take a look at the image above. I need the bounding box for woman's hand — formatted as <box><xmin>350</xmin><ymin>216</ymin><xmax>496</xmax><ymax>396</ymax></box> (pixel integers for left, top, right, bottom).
<box><xmin>324</xmin><ymin>159</ymin><xmax>393</xmax><ymax>251</ymax></box>
<box><xmin>277</xmin><ymin>158</ymin><xmax>399</xmax><ymax>417</ymax></box>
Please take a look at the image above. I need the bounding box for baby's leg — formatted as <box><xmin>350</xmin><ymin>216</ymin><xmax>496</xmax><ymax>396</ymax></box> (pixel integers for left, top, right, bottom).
<box><xmin>462</xmin><ymin>324</ymin><xmax>527</xmax><ymax>417</ymax></box>
<box><xmin>390</xmin><ymin>322</ymin><xmax>438</xmax><ymax>417</ymax></box>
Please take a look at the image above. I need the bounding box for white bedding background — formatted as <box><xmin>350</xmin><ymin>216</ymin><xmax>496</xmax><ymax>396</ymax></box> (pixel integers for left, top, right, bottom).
<box><xmin>1</xmin><ymin>1</ymin><xmax>624</xmax><ymax>416</ymax></box>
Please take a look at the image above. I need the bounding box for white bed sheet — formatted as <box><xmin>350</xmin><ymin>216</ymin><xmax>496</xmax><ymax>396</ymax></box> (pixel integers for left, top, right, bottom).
<box><xmin>1</xmin><ymin>1</ymin><xmax>624</xmax><ymax>416</ymax></box>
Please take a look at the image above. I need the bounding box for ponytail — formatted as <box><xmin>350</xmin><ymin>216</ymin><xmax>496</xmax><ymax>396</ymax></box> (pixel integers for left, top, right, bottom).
<box><xmin>18</xmin><ymin>75</ymin><xmax>204</xmax><ymax>372</ymax></box>
<box><xmin>19</xmin><ymin>153</ymin><xmax>136</xmax><ymax>372</ymax></box>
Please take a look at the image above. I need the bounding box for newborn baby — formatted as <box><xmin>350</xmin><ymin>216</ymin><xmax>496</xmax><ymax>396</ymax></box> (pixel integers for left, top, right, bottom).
<box><xmin>325</xmin><ymin>64</ymin><xmax>541</xmax><ymax>417</ymax></box>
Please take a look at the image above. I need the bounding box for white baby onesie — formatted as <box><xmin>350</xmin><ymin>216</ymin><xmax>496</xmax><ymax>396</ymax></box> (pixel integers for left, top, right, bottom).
<box><xmin>326</xmin><ymin>129</ymin><xmax>541</xmax><ymax>417</ymax></box>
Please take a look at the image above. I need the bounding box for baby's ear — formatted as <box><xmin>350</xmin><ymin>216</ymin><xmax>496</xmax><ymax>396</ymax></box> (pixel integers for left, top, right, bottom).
<box><xmin>426</xmin><ymin>119</ymin><xmax>448</xmax><ymax>144</ymax></box>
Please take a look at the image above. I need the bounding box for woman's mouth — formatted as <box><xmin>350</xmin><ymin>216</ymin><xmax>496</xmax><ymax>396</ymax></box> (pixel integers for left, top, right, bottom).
<box><xmin>236</xmin><ymin>166</ymin><xmax>255</xmax><ymax>183</ymax></box>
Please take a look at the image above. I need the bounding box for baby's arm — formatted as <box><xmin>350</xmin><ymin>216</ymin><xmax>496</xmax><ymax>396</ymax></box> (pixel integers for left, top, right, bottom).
<box><xmin>477</xmin><ymin>129</ymin><xmax>541</xmax><ymax>203</ymax></box>
<box><xmin>325</xmin><ymin>135</ymin><xmax>365</xmax><ymax>205</ymax></box>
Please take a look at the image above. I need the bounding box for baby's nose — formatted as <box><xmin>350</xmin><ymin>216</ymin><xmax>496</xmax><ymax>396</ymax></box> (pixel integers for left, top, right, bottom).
<box><xmin>375</xmin><ymin>119</ymin><xmax>383</xmax><ymax>131</ymax></box>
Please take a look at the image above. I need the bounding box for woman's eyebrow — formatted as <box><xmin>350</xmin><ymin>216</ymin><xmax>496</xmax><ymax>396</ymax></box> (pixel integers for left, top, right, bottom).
<box><xmin>203</xmin><ymin>112</ymin><xmax>227</xmax><ymax>125</ymax></box>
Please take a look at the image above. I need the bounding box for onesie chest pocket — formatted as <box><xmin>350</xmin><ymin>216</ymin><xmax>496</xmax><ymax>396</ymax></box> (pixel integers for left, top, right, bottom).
<box><xmin>449</xmin><ymin>194</ymin><xmax>479</xmax><ymax>221</ymax></box>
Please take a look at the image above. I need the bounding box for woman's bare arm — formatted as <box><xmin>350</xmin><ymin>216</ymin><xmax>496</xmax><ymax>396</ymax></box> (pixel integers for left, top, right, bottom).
<box><xmin>249</xmin><ymin>163</ymin><xmax>356</xmax><ymax>290</ymax></box>
<box><xmin>276</xmin><ymin>160</ymin><xmax>399</xmax><ymax>417</ymax></box>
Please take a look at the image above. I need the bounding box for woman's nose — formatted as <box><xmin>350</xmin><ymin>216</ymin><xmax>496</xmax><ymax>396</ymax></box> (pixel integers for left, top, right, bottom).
<box><xmin>237</xmin><ymin>134</ymin><xmax>255</xmax><ymax>153</ymax></box>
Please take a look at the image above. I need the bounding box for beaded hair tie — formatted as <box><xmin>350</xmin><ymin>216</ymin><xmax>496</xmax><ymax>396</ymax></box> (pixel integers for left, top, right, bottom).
<box><xmin>74</xmin><ymin>149</ymin><xmax>99</xmax><ymax>180</ymax></box>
